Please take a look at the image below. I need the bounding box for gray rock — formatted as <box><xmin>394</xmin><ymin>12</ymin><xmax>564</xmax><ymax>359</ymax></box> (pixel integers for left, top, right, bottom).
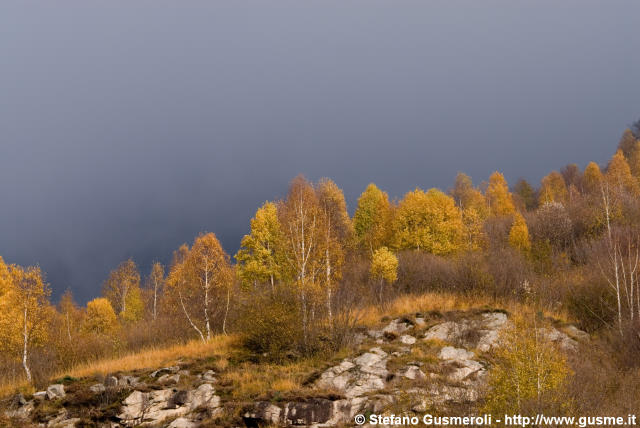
<box><xmin>158</xmin><ymin>374</ymin><xmax>180</xmax><ymax>385</ymax></box>
<box><xmin>201</xmin><ymin>370</ymin><xmax>216</xmax><ymax>382</ymax></box>
<box><xmin>50</xmin><ymin>418</ymin><xmax>81</xmax><ymax>428</ymax></box>
<box><xmin>316</xmin><ymin>348</ymin><xmax>389</xmax><ymax>398</ymax></box>
<box><xmin>3</xmin><ymin>398</ymin><xmax>34</xmax><ymax>419</ymax></box>
<box><xmin>46</xmin><ymin>384</ymin><xmax>65</xmax><ymax>400</ymax></box>
<box><xmin>539</xmin><ymin>328</ymin><xmax>578</xmax><ymax>351</ymax></box>
<box><xmin>33</xmin><ymin>391</ymin><xmax>47</xmax><ymax>401</ymax></box>
<box><xmin>244</xmin><ymin>402</ymin><xmax>282</xmax><ymax>425</ymax></box>
<box><xmin>190</xmin><ymin>383</ymin><xmax>220</xmax><ymax>409</ymax></box>
<box><xmin>119</xmin><ymin>376</ymin><xmax>140</xmax><ymax>387</ymax></box>
<box><xmin>423</xmin><ymin>312</ymin><xmax>510</xmax><ymax>352</ymax></box>
<box><xmin>150</xmin><ymin>366</ymin><xmax>180</xmax><ymax>378</ymax></box>
<box><xmin>90</xmin><ymin>383</ymin><xmax>106</xmax><ymax>394</ymax></box>
<box><xmin>438</xmin><ymin>346</ymin><xmax>474</xmax><ymax>361</ymax></box>
<box><xmin>397</xmin><ymin>365</ymin><xmax>426</xmax><ymax>380</ymax></box>
<box><xmin>383</xmin><ymin>319</ymin><xmax>412</xmax><ymax>335</ymax></box>
<box><xmin>564</xmin><ymin>325</ymin><xmax>590</xmax><ymax>342</ymax></box>
<box><xmin>105</xmin><ymin>376</ymin><xmax>118</xmax><ymax>387</ymax></box>
<box><xmin>167</xmin><ymin>418</ymin><xmax>198</xmax><ymax>428</ymax></box>
<box><xmin>399</xmin><ymin>334</ymin><xmax>416</xmax><ymax>345</ymax></box>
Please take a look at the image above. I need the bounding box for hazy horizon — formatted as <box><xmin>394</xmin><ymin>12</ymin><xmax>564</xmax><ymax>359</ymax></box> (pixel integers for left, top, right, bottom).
<box><xmin>1</xmin><ymin>1</ymin><xmax>639</xmax><ymax>303</ymax></box>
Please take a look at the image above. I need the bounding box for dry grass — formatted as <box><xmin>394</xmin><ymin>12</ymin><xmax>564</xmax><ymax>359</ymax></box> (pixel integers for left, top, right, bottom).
<box><xmin>219</xmin><ymin>361</ymin><xmax>312</xmax><ymax>399</ymax></box>
<box><xmin>0</xmin><ymin>292</ymin><xmax>571</xmax><ymax>400</ymax></box>
<box><xmin>358</xmin><ymin>292</ymin><xmax>569</xmax><ymax>327</ymax></box>
<box><xmin>0</xmin><ymin>335</ymin><xmax>237</xmax><ymax>398</ymax></box>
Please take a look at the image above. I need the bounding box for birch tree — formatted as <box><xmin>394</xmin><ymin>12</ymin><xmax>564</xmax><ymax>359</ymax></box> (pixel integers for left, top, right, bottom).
<box><xmin>316</xmin><ymin>178</ymin><xmax>352</xmax><ymax>324</ymax></box>
<box><xmin>279</xmin><ymin>175</ymin><xmax>325</xmax><ymax>344</ymax></box>
<box><xmin>353</xmin><ymin>183</ymin><xmax>393</xmax><ymax>255</ymax></box>
<box><xmin>235</xmin><ymin>201</ymin><xmax>288</xmax><ymax>290</ymax></box>
<box><xmin>0</xmin><ymin>265</ymin><xmax>51</xmax><ymax>383</ymax></box>
<box><xmin>167</xmin><ymin>233</ymin><xmax>233</xmax><ymax>341</ymax></box>
<box><xmin>146</xmin><ymin>262</ymin><xmax>165</xmax><ymax>321</ymax></box>
<box><xmin>102</xmin><ymin>258</ymin><xmax>142</xmax><ymax>321</ymax></box>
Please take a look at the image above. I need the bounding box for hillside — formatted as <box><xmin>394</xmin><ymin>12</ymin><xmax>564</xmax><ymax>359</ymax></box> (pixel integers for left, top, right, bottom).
<box><xmin>1</xmin><ymin>294</ymin><xmax>595</xmax><ymax>428</ymax></box>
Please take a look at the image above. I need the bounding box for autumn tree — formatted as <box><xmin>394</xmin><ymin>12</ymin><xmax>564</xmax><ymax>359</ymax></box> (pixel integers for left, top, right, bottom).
<box><xmin>370</xmin><ymin>247</ymin><xmax>398</xmax><ymax>306</ymax></box>
<box><xmin>617</xmin><ymin>128</ymin><xmax>637</xmax><ymax>159</ymax></box>
<box><xmin>235</xmin><ymin>201</ymin><xmax>288</xmax><ymax>290</ymax></box>
<box><xmin>509</xmin><ymin>212</ymin><xmax>531</xmax><ymax>252</ymax></box>
<box><xmin>353</xmin><ymin>183</ymin><xmax>393</xmax><ymax>254</ymax></box>
<box><xmin>513</xmin><ymin>179</ymin><xmax>537</xmax><ymax>211</ymax></box>
<box><xmin>627</xmin><ymin>140</ymin><xmax>640</xmax><ymax>179</ymax></box>
<box><xmin>279</xmin><ymin>176</ymin><xmax>325</xmax><ymax>343</ymax></box>
<box><xmin>451</xmin><ymin>173</ymin><xmax>489</xmax><ymax>250</ymax></box>
<box><xmin>0</xmin><ymin>265</ymin><xmax>51</xmax><ymax>383</ymax></box>
<box><xmin>145</xmin><ymin>262</ymin><xmax>165</xmax><ymax>321</ymax></box>
<box><xmin>538</xmin><ymin>171</ymin><xmax>568</xmax><ymax>205</ymax></box>
<box><xmin>167</xmin><ymin>233</ymin><xmax>233</xmax><ymax>341</ymax></box>
<box><xmin>316</xmin><ymin>178</ymin><xmax>352</xmax><ymax>324</ymax></box>
<box><xmin>560</xmin><ymin>163</ymin><xmax>583</xmax><ymax>192</ymax></box>
<box><xmin>392</xmin><ymin>188</ymin><xmax>464</xmax><ymax>255</ymax></box>
<box><xmin>486</xmin><ymin>171</ymin><xmax>516</xmax><ymax>216</ymax></box>
<box><xmin>58</xmin><ymin>289</ymin><xmax>81</xmax><ymax>343</ymax></box>
<box><xmin>606</xmin><ymin>150</ymin><xmax>639</xmax><ymax>196</ymax></box>
<box><xmin>484</xmin><ymin>315</ymin><xmax>570</xmax><ymax>415</ymax></box>
<box><xmin>583</xmin><ymin>162</ymin><xmax>604</xmax><ymax>194</ymax></box>
<box><xmin>83</xmin><ymin>298</ymin><xmax>118</xmax><ymax>335</ymax></box>
<box><xmin>102</xmin><ymin>259</ymin><xmax>143</xmax><ymax>322</ymax></box>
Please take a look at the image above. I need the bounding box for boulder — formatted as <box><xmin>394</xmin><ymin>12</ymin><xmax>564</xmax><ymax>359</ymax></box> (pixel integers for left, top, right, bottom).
<box><xmin>244</xmin><ymin>402</ymin><xmax>282</xmax><ymax>426</ymax></box>
<box><xmin>397</xmin><ymin>365</ymin><xmax>426</xmax><ymax>380</ymax></box>
<box><xmin>104</xmin><ymin>376</ymin><xmax>118</xmax><ymax>387</ymax></box>
<box><xmin>150</xmin><ymin>366</ymin><xmax>180</xmax><ymax>378</ymax></box>
<box><xmin>539</xmin><ymin>328</ymin><xmax>578</xmax><ymax>351</ymax></box>
<box><xmin>158</xmin><ymin>374</ymin><xmax>180</xmax><ymax>385</ymax></box>
<box><xmin>201</xmin><ymin>370</ymin><xmax>216</xmax><ymax>382</ymax></box>
<box><xmin>168</xmin><ymin>417</ymin><xmax>198</xmax><ymax>428</ymax></box>
<box><xmin>383</xmin><ymin>319</ymin><xmax>412</xmax><ymax>335</ymax></box>
<box><xmin>90</xmin><ymin>383</ymin><xmax>106</xmax><ymax>394</ymax></box>
<box><xmin>438</xmin><ymin>346</ymin><xmax>474</xmax><ymax>361</ymax></box>
<box><xmin>191</xmin><ymin>383</ymin><xmax>220</xmax><ymax>409</ymax></box>
<box><xmin>119</xmin><ymin>375</ymin><xmax>140</xmax><ymax>387</ymax></box>
<box><xmin>399</xmin><ymin>334</ymin><xmax>416</xmax><ymax>345</ymax></box>
<box><xmin>33</xmin><ymin>391</ymin><xmax>47</xmax><ymax>401</ymax></box>
<box><xmin>316</xmin><ymin>347</ymin><xmax>389</xmax><ymax>398</ymax></box>
<box><xmin>46</xmin><ymin>384</ymin><xmax>66</xmax><ymax>400</ymax></box>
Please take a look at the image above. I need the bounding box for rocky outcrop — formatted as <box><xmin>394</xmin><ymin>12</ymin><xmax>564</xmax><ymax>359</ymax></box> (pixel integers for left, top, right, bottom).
<box><xmin>2</xmin><ymin>310</ymin><xmax>590</xmax><ymax>428</ymax></box>
<box><xmin>423</xmin><ymin>312</ymin><xmax>509</xmax><ymax>352</ymax></box>
<box><xmin>117</xmin><ymin>383</ymin><xmax>220</xmax><ymax>427</ymax></box>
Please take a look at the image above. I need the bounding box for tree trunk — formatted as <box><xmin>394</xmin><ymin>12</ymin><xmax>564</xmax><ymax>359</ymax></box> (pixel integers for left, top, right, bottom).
<box><xmin>223</xmin><ymin>287</ymin><xmax>230</xmax><ymax>335</ymax></box>
<box><xmin>179</xmin><ymin>291</ymin><xmax>205</xmax><ymax>342</ymax></box>
<box><xmin>23</xmin><ymin>307</ymin><xmax>32</xmax><ymax>383</ymax></box>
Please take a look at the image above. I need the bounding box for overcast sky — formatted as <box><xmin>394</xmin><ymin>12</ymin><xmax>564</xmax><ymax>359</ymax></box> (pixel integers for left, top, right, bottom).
<box><xmin>1</xmin><ymin>1</ymin><xmax>639</xmax><ymax>303</ymax></box>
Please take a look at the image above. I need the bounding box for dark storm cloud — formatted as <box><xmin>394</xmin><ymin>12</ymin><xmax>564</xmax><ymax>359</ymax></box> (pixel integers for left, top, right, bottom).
<box><xmin>1</xmin><ymin>1</ymin><xmax>639</xmax><ymax>303</ymax></box>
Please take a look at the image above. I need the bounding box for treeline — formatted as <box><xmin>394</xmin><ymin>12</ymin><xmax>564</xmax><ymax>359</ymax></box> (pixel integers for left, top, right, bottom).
<box><xmin>2</xmin><ymin>123</ymin><xmax>640</xmax><ymax>387</ymax></box>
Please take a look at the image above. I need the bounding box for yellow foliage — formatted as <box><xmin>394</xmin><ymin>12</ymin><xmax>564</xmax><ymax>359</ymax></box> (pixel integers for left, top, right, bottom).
<box><xmin>606</xmin><ymin>150</ymin><xmax>639</xmax><ymax>196</ymax></box>
<box><xmin>83</xmin><ymin>298</ymin><xmax>118</xmax><ymax>335</ymax></box>
<box><xmin>392</xmin><ymin>188</ymin><xmax>464</xmax><ymax>254</ymax></box>
<box><xmin>628</xmin><ymin>140</ymin><xmax>640</xmax><ymax>179</ymax></box>
<box><xmin>486</xmin><ymin>171</ymin><xmax>516</xmax><ymax>216</ymax></box>
<box><xmin>370</xmin><ymin>247</ymin><xmax>398</xmax><ymax>284</ymax></box>
<box><xmin>353</xmin><ymin>183</ymin><xmax>393</xmax><ymax>254</ymax></box>
<box><xmin>538</xmin><ymin>171</ymin><xmax>568</xmax><ymax>205</ymax></box>
<box><xmin>583</xmin><ymin>161</ymin><xmax>603</xmax><ymax>194</ymax></box>
<box><xmin>235</xmin><ymin>201</ymin><xmax>288</xmax><ymax>288</ymax></box>
<box><xmin>483</xmin><ymin>315</ymin><xmax>571</xmax><ymax>415</ymax></box>
<box><xmin>102</xmin><ymin>259</ymin><xmax>142</xmax><ymax>319</ymax></box>
<box><xmin>509</xmin><ymin>212</ymin><xmax>531</xmax><ymax>252</ymax></box>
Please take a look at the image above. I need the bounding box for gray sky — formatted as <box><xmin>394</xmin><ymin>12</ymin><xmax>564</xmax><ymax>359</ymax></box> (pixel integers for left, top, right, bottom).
<box><xmin>1</xmin><ymin>1</ymin><xmax>639</xmax><ymax>303</ymax></box>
